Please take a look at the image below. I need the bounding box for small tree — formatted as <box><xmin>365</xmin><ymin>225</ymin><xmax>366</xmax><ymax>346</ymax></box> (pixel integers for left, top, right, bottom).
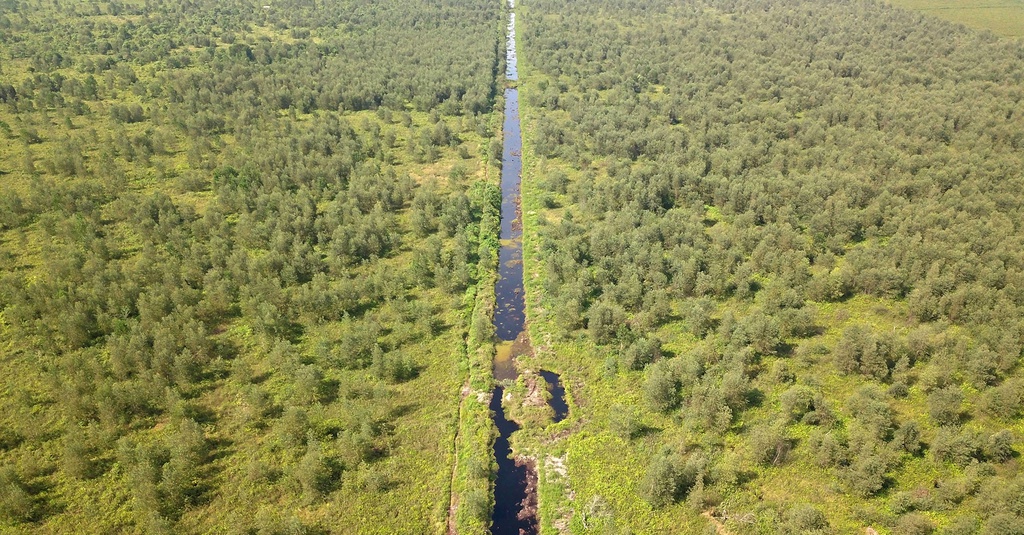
<box><xmin>780</xmin><ymin>385</ymin><xmax>815</xmax><ymax>423</ymax></box>
<box><xmin>896</xmin><ymin>513</ymin><xmax>935</xmax><ymax>535</ymax></box>
<box><xmin>749</xmin><ymin>421</ymin><xmax>791</xmax><ymax>466</ymax></box>
<box><xmin>807</xmin><ymin>430</ymin><xmax>849</xmax><ymax>468</ymax></box>
<box><xmin>985</xmin><ymin>429</ymin><xmax>1015</xmax><ymax>462</ymax></box>
<box><xmin>931</xmin><ymin>427</ymin><xmax>983</xmax><ymax>467</ymax></box>
<box><xmin>0</xmin><ymin>426</ymin><xmax>23</xmax><ymax>452</ymax></box>
<box><xmin>640</xmin><ymin>451</ymin><xmax>685</xmax><ymax>508</ymax></box>
<box><xmin>488</xmin><ymin>139</ymin><xmax>502</xmax><ymax>166</ymax></box>
<box><xmin>587</xmin><ymin>300</ymin><xmax>625</xmax><ymax>345</ymax></box>
<box><xmin>744</xmin><ymin>311</ymin><xmax>781</xmax><ymax>355</ymax></box>
<box><xmin>982</xmin><ymin>514</ymin><xmax>1024</xmax><ymax>535</ymax></box>
<box><xmin>644</xmin><ymin>360</ymin><xmax>679</xmax><ymax>413</ymax></box>
<box><xmin>928</xmin><ymin>386</ymin><xmax>964</xmax><ymax>426</ymax></box>
<box><xmin>62</xmin><ymin>429</ymin><xmax>96</xmax><ymax>480</ymax></box>
<box><xmin>843</xmin><ymin>452</ymin><xmax>888</xmax><ymax>497</ymax></box>
<box><xmin>782</xmin><ymin>504</ymin><xmax>828</xmax><ymax>533</ymax></box>
<box><xmin>892</xmin><ymin>421</ymin><xmax>923</xmax><ymax>455</ymax></box>
<box><xmin>609</xmin><ymin>404</ymin><xmax>642</xmax><ymax>440</ymax></box>
<box><xmin>276</xmin><ymin>406</ymin><xmax>310</xmax><ymax>450</ymax></box>
<box><xmin>622</xmin><ymin>337</ymin><xmax>662</xmax><ymax>371</ymax></box>
<box><xmin>0</xmin><ymin>467</ymin><xmax>34</xmax><ymax>523</ymax></box>
<box><xmin>684</xmin><ymin>298</ymin><xmax>716</xmax><ymax>339</ymax></box>
<box><xmin>293</xmin><ymin>441</ymin><xmax>340</xmax><ymax>504</ymax></box>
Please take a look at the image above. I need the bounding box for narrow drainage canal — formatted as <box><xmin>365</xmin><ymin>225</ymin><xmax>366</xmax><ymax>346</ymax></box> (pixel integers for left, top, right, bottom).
<box><xmin>490</xmin><ymin>1</ymin><xmax>568</xmax><ymax>533</ymax></box>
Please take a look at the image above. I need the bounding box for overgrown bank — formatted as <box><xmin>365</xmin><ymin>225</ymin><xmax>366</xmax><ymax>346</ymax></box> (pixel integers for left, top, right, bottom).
<box><xmin>449</xmin><ymin>165</ymin><xmax>502</xmax><ymax>534</ymax></box>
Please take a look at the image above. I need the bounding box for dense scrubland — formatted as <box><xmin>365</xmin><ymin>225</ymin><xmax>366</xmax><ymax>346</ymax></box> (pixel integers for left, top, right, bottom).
<box><xmin>515</xmin><ymin>0</ymin><xmax>1024</xmax><ymax>533</ymax></box>
<box><xmin>0</xmin><ymin>0</ymin><xmax>505</xmax><ymax>533</ymax></box>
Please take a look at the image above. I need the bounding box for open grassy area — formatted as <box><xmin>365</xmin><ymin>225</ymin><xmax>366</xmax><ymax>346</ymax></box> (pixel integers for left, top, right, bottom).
<box><xmin>887</xmin><ymin>0</ymin><xmax>1024</xmax><ymax>37</ymax></box>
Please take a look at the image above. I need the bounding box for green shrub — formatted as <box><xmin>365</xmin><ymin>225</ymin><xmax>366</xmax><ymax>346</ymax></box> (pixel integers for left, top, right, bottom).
<box><xmin>928</xmin><ymin>386</ymin><xmax>965</xmax><ymax>426</ymax></box>
<box><xmin>640</xmin><ymin>450</ymin><xmax>698</xmax><ymax>508</ymax></box>
<box><xmin>982</xmin><ymin>514</ymin><xmax>1024</xmax><ymax>535</ymax></box>
<box><xmin>0</xmin><ymin>467</ymin><xmax>35</xmax><ymax>523</ymax></box>
<box><xmin>749</xmin><ymin>421</ymin><xmax>791</xmax><ymax>466</ymax></box>
<box><xmin>985</xmin><ymin>429</ymin><xmax>1015</xmax><ymax>462</ymax></box>
<box><xmin>897</xmin><ymin>513</ymin><xmax>936</xmax><ymax>535</ymax></box>
<box><xmin>932</xmin><ymin>427</ymin><xmax>983</xmax><ymax>467</ymax></box>
<box><xmin>608</xmin><ymin>404</ymin><xmax>642</xmax><ymax>440</ymax></box>
<box><xmin>782</xmin><ymin>503</ymin><xmax>829</xmax><ymax>533</ymax></box>
<box><xmin>939</xmin><ymin>516</ymin><xmax>980</xmax><ymax>535</ymax></box>
<box><xmin>780</xmin><ymin>385</ymin><xmax>815</xmax><ymax>422</ymax></box>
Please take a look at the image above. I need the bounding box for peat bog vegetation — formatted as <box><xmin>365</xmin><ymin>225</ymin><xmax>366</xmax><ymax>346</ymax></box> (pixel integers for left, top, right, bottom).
<box><xmin>2</xmin><ymin>0</ymin><xmax>1024</xmax><ymax>534</ymax></box>
<box><xmin>0</xmin><ymin>0</ymin><xmax>506</xmax><ymax>532</ymax></box>
<box><xmin>515</xmin><ymin>0</ymin><xmax>1024</xmax><ymax>533</ymax></box>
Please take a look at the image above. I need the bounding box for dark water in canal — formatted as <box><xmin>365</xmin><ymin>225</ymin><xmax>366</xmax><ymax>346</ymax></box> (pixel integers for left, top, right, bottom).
<box><xmin>489</xmin><ymin>386</ymin><xmax>533</xmax><ymax>535</ymax></box>
<box><xmin>539</xmin><ymin>371</ymin><xmax>568</xmax><ymax>423</ymax></box>
<box><xmin>489</xmin><ymin>2</ymin><xmax>567</xmax><ymax>533</ymax></box>
<box><xmin>493</xmin><ymin>86</ymin><xmax>524</xmax><ymax>342</ymax></box>
<box><xmin>490</xmin><ymin>2</ymin><xmax>536</xmax><ymax>534</ymax></box>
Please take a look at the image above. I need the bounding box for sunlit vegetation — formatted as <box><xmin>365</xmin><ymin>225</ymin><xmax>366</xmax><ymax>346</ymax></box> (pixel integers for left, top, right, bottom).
<box><xmin>515</xmin><ymin>0</ymin><xmax>1024</xmax><ymax>532</ymax></box>
<box><xmin>7</xmin><ymin>0</ymin><xmax>1024</xmax><ymax>532</ymax></box>
<box><xmin>0</xmin><ymin>0</ymin><xmax>505</xmax><ymax>532</ymax></box>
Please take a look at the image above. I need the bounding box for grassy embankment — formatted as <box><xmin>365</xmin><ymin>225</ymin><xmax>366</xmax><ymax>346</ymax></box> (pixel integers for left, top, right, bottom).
<box><xmin>449</xmin><ymin>119</ymin><xmax>502</xmax><ymax>535</ymax></box>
